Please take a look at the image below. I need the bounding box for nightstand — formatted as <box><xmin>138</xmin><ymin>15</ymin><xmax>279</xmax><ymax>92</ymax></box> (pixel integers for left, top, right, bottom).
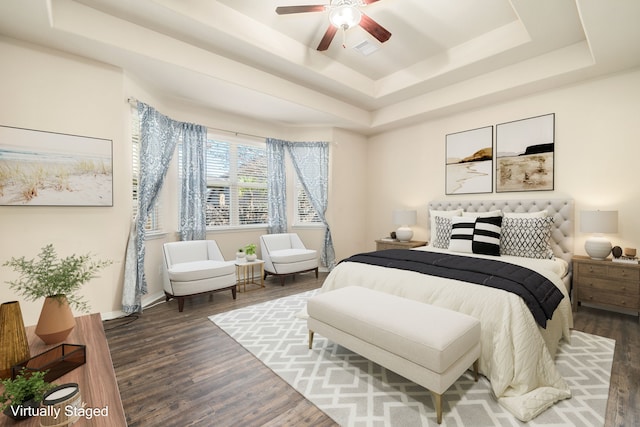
<box><xmin>572</xmin><ymin>255</ymin><xmax>640</xmax><ymax>318</ymax></box>
<box><xmin>375</xmin><ymin>240</ymin><xmax>427</xmax><ymax>251</ymax></box>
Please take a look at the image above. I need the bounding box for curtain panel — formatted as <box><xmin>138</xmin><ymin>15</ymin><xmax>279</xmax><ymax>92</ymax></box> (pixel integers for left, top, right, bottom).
<box><xmin>266</xmin><ymin>138</ymin><xmax>336</xmax><ymax>270</ymax></box>
<box><xmin>122</xmin><ymin>103</ymin><xmax>207</xmax><ymax>314</ymax></box>
<box><xmin>123</xmin><ymin>102</ymin><xmax>180</xmax><ymax>314</ymax></box>
<box><xmin>179</xmin><ymin>123</ymin><xmax>207</xmax><ymax>241</ymax></box>
<box><xmin>266</xmin><ymin>138</ymin><xmax>288</xmax><ymax>234</ymax></box>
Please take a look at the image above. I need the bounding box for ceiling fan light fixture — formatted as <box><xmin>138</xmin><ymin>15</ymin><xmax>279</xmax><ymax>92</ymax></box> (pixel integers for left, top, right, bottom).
<box><xmin>329</xmin><ymin>4</ymin><xmax>362</xmax><ymax>29</ymax></box>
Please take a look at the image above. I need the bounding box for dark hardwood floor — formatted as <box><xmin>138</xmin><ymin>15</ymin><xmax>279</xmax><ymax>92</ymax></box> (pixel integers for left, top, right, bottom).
<box><xmin>104</xmin><ymin>273</ymin><xmax>639</xmax><ymax>427</ymax></box>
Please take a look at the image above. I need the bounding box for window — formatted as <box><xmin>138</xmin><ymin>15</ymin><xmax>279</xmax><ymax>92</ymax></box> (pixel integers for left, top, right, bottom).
<box><xmin>183</xmin><ymin>134</ymin><xmax>268</xmax><ymax>228</ymax></box>
<box><xmin>295</xmin><ymin>178</ymin><xmax>321</xmax><ymax>225</ymax></box>
<box><xmin>131</xmin><ymin>107</ymin><xmax>162</xmax><ymax>233</ymax></box>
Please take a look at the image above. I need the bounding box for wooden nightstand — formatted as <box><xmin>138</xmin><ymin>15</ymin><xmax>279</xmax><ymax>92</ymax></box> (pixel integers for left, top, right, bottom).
<box><xmin>375</xmin><ymin>239</ymin><xmax>427</xmax><ymax>251</ymax></box>
<box><xmin>572</xmin><ymin>255</ymin><xmax>640</xmax><ymax>318</ymax></box>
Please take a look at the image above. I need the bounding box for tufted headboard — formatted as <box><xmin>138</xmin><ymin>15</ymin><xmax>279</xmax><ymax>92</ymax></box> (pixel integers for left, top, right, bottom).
<box><xmin>427</xmin><ymin>198</ymin><xmax>574</xmax><ymax>268</ymax></box>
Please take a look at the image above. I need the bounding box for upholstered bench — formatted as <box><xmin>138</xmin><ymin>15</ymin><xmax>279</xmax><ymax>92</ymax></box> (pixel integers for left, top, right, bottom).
<box><xmin>307</xmin><ymin>286</ymin><xmax>481</xmax><ymax>424</ymax></box>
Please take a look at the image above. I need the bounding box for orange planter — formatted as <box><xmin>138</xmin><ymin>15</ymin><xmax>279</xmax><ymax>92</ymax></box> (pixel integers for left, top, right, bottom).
<box><xmin>35</xmin><ymin>296</ymin><xmax>76</xmax><ymax>345</ymax></box>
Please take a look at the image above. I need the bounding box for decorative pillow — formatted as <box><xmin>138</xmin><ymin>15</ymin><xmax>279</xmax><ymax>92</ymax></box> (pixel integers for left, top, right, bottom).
<box><xmin>472</xmin><ymin>216</ymin><xmax>502</xmax><ymax>256</ymax></box>
<box><xmin>432</xmin><ymin>216</ymin><xmax>452</xmax><ymax>249</ymax></box>
<box><xmin>503</xmin><ymin>210</ymin><xmax>548</xmax><ymax>218</ymax></box>
<box><xmin>448</xmin><ymin>216</ymin><xmax>475</xmax><ymax>253</ymax></box>
<box><xmin>500</xmin><ymin>217</ymin><xmax>554</xmax><ymax>259</ymax></box>
<box><xmin>429</xmin><ymin>208</ymin><xmax>463</xmax><ymax>244</ymax></box>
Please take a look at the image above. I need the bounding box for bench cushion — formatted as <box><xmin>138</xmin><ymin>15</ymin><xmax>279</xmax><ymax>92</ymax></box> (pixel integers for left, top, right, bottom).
<box><xmin>307</xmin><ymin>286</ymin><xmax>480</xmax><ymax>374</ymax></box>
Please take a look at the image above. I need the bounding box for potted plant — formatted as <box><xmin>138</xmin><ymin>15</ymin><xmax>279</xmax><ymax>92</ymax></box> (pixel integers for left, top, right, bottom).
<box><xmin>3</xmin><ymin>244</ymin><xmax>112</xmax><ymax>344</ymax></box>
<box><xmin>244</xmin><ymin>244</ymin><xmax>257</xmax><ymax>261</ymax></box>
<box><xmin>1</xmin><ymin>369</ymin><xmax>53</xmax><ymax>420</ymax></box>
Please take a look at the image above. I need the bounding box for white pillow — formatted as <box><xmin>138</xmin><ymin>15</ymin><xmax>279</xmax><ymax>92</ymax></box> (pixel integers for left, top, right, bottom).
<box><xmin>462</xmin><ymin>209</ymin><xmax>502</xmax><ymax>218</ymax></box>
<box><xmin>503</xmin><ymin>210</ymin><xmax>547</xmax><ymax>218</ymax></box>
<box><xmin>429</xmin><ymin>208</ymin><xmax>463</xmax><ymax>244</ymax></box>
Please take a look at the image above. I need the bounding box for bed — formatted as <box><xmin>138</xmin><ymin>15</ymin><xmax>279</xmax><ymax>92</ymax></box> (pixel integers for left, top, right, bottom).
<box><xmin>319</xmin><ymin>198</ymin><xmax>575</xmax><ymax>422</ymax></box>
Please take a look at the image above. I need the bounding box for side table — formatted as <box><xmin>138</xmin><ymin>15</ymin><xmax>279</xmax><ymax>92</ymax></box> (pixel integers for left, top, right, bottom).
<box><xmin>572</xmin><ymin>255</ymin><xmax>640</xmax><ymax>319</ymax></box>
<box><xmin>235</xmin><ymin>259</ymin><xmax>265</xmax><ymax>292</ymax></box>
<box><xmin>375</xmin><ymin>239</ymin><xmax>428</xmax><ymax>251</ymax></box>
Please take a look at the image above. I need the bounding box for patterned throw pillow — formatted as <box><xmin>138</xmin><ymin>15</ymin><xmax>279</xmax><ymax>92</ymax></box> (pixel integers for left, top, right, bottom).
<box><xmin>472</xmin><ymin>216</ymin><xmax>502</xmax><ymax>256</ymax></box>
<box><xmin>500</xmin><ymin>217</ymin><xmax>554</xmax><ymax>259</ymax></box>
<box><xmin>432</xmin><ymin>216</ymin><xmax>452</xmax><ymax>249</ymax></box>
<box><xmin>449</xmin><ymin>216</ymin><xmax>475</xmax><ymax>253</ymax></box>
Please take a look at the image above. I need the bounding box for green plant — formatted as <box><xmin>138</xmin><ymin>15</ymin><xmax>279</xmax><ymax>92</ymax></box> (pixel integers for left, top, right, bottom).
<box><xmin>244</xmin><ymin>244</ymin><xmax>256</xmax><ymax>255</ymax></box>
<box><xmin>3</xmin><ymin>244</ymin><xmax>112</xmax><ymax>312</ymax></box>
<box><xmin>0</xmin><ymin>369</ymin><xmax>53</xmax><ymax>411</ymax></box>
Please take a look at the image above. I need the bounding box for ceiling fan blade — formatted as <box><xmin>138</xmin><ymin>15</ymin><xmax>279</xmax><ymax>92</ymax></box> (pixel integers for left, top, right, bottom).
<box><xmin>359</xmin><ymin>13</ymin><xmax>392</xmax><ymax>43</ymax></box>
<box><xmin>275</xmin><ymin>5</ymin><xmax>326</xmax><ymax>14</ymax></box>
<box><xmin>317</xmin><ymin>25</ymin><xmax>338</xmax><ymax>51</ymax></box>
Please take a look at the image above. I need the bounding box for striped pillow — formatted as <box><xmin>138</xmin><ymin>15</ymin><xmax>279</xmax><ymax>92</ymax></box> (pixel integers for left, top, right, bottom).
<box><xmin>449</xmin><ymin>216</ymin><xmax>475</xmax><ymax>253</ymax></box>
<box><xmin>472</xmin><ymin>216</ymin><xmax>502</xmax><ymax>256</ymax></box>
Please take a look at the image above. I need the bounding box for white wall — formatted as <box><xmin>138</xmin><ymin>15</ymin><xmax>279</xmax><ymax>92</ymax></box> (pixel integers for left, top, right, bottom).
<box><xmin>0</xmin><ymin>37</ymin><xmax>129</xmax><ymax>325</ymax></box>
<box><xmin>367</xmin><ymin>68</ymin><xmax>640</xmax><ymax>255</ymax></box>
<box><xmin>0</xmin><ymin>37</ymin><xmax>369</xmax><ymax>324</ymax></box>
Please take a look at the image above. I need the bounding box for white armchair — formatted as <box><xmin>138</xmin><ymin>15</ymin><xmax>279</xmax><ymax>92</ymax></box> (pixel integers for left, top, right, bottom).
<box><xmin>260</xmin><ymin>233</ymin><xmax>319</xmax><ymax>286</ymax></box>
<box><xmin>162</xmin><ymin>240</ymin><xmax>237</xmax><ymax>312</ymax></box>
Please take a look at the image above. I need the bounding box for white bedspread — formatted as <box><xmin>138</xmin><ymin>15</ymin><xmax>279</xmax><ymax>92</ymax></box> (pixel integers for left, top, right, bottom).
<box><xmin>320</xmin><ymin>247</ymin><xmax>574</xmax><ymax>421</ymax></box>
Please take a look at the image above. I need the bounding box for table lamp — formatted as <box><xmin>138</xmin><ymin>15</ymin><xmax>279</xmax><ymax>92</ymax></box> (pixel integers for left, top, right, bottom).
<box><xmin>393</xmin><ymin>209</ymin><xmax>417</xmax><ymax>242</ymax></box>
<box><xmin>580</xmin><ymin>210</ymin><xmax>618</xmax><ymax>260</ymax></box>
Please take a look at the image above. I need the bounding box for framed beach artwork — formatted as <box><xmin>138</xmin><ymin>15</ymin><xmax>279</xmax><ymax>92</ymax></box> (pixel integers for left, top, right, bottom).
<box><xmin>0</xmin><ymin>125</ymin><xmax>113</xmax><ymax>206</ymax></box>
<box><xmin>445</xmin><ymin>126</ymin><xmax>493</xmax><ymax>195</ymax></box>
<box><xmin>496</xmin><ymin>113</ymin><xmax>554</xmax><ymax>193</ymax></box>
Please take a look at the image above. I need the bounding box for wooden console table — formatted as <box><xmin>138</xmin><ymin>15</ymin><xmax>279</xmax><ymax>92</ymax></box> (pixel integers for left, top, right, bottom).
<box><xmin>1</xmin><ymin>314</ymin><xmax>126</xmax><ymax>426</ymax></box>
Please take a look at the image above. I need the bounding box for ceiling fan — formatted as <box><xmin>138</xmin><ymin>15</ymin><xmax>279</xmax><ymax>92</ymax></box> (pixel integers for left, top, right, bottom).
<box><xmin>276</xmin><ymin>0</ymin><xmax>391</xmax><ymax>51</ymax></box>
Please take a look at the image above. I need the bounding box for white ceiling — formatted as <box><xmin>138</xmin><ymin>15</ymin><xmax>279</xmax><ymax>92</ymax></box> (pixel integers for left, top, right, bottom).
<box><xmin>1</xmin><ymin>0</ymin><xmax>639</xmax><ymax>134</ymax></box>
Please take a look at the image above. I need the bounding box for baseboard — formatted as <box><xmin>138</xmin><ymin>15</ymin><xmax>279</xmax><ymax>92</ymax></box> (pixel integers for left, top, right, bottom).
<box><xmin>100</xmin><ymin>291</ymin><xmax>166</xmax><ymax>321</ymax></box>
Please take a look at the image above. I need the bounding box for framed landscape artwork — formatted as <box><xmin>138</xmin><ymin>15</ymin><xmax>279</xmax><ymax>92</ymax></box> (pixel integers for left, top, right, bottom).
<box><xmin>0</xmin><ymin>125</ymin><xmax>113</xmax><ymax>206</ymax></box>
<box><xmin>496</xmin><ymin>113</ymin><xmax>555</xmax><ymax>193</ymax></box>
<box><xmin>445</xmin><ymin>126</ymin><xmax>493</xmax><ymax>195</ymax></box>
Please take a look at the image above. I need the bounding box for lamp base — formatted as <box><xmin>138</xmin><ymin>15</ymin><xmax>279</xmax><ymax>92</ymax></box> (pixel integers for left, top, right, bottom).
<box><xmin>395</xmin><ymin>227</ymin><xmax>413</xmax><ymax>242</ymax></box>
<box><xmin>585</xmin><ymin>236</ymin><xmax>612</xmax><ymax>260</ymax></box>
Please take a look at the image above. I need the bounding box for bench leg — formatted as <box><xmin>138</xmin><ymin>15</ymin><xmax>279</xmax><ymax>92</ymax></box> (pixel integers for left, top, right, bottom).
<box><xmin>308</xmin><ymin>330</ymin><xmax>314</xmax><ymax>349</ymax></box>
<box><xmin>473</xmin><ymin>359</ymin><xmax>479</xmax><ymax>381</ymax></box>
<box><xmin>432</xmin><ymin>392</ymin><xmax>443</xmax><ymax>424</ymax></box>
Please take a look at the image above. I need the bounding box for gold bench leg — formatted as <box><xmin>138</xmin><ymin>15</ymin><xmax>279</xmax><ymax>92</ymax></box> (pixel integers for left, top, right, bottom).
<box><xmin>308</xmin><ymin>330</ymin><xmax>314</xmax><ymax>349</ymax></box>
<box><xmin>432</xmin><ymin>392</ymin><xmax>443</xmax><ymax>424</ymax></box>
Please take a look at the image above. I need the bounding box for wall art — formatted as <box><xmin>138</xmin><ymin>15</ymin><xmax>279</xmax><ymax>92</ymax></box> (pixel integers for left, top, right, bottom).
<box><xmin>445</xmin><ymin>125</ymin><xmax>493</xmax><ymax>195</ymax></box>
<box><xmin>496</xmin><ymin>113</ymin><xmax>554</xmax><ymax>193</ymax></box>
<box><xmin>0</xmin><ymin>125</ymin><xmax>113</xmax><ymax>206</ymax></box>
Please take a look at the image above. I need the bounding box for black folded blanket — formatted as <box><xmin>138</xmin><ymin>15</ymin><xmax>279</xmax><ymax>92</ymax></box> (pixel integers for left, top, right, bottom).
<box><xmin>342</xmin><ymin>249</ymin><xmax>564</xmax><ymax>328</ymax></box>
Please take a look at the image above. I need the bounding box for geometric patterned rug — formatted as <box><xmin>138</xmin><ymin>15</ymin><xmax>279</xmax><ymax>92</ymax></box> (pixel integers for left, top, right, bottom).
<box><xmin>210</xmin><ymin>290</ymin><xmax>614</xmax><ymax>427</ymax></box>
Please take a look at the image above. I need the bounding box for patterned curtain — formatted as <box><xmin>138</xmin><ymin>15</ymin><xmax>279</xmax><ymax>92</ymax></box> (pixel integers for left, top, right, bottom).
<box><xmin>179</xmin><ymin>123</ymin><xmax>207</xmax><ymax>240</ymax></box>
<box><xmin>266</xmin><ymin>138</ymin><xmax>288</xmax><ymax>234</ymax></box>
<box><xmin>122</xmin><ymin>102</ymin><xmax>179</xmax><ymax>314</ymax></box>
<box><xmin>286</xmin><ymin>141</ymin><xmax>335</xmax><ymax>270</ymax></box>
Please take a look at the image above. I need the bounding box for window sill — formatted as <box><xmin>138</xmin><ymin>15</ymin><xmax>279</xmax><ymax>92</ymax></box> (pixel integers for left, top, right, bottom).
<box><xmin>145</xmin><ymin>231</ymin><xmax>168</xmax><ymax>240</ymax></box>
<box><xmin>292</xmin><ymin>223</ymin><xmax>325</xmax><ymax>229</ymax></box>
<box><xmin>206</xmin><ymin>225</ymin><xmax>269</xmax><ymax>233</ymax></box>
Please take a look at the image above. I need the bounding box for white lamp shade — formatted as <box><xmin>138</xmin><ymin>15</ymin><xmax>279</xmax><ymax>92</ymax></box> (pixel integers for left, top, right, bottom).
<box><xmin>581</xmin><ymin>210</ymin><xmax>618</xmax><ymax>260</ymax></box>
<box><xmin>393</xmin><ymin>210</ymin><xmax>417</xmax><ymax>226</ymax></box>
<box><xmin>580</xmin><ymin>210</ymin><xmax>618</xmax><ymax>233</ymax></box>
<box><xmin>393</xmin><ymin>210</ymin><xmax>417</xmax><ymax>242</ymax></box>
